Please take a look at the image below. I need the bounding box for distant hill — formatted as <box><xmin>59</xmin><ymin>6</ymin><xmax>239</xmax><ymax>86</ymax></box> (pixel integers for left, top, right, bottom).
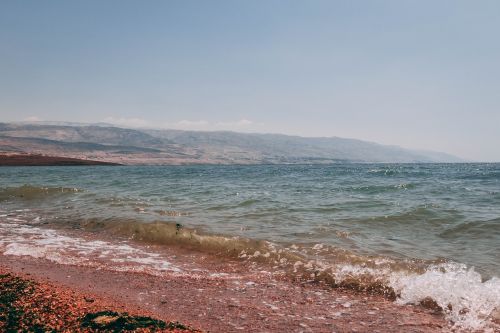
<box><xmin>0</xmin><ymin>153</ymin><xmax>120</xmax><ymax>166</ymax></box>
<box><xmin>0</xmin><ymin>122</ymin><xmax>463</xmax><ymax>164</ymax></box>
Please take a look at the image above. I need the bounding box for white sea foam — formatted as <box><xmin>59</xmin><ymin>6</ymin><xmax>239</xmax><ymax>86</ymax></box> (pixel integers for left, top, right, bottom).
<box><xmin>0</xmin><ymin>221</ymin><xmax>181</xmax><ymax>274</ymax></box>
<box><xmin>328</xmin><ymin>261</ymin><xmax>500</xmax><ymax>331</ymax></box>
<box><xmin>390</xmin><ymin>263</ymin><xmax>500</xmax><ymax>331</ymax></box>
<box><xmin>280</xmin><ymin>246</ymin><xmax>500</xmax><ymax>331</ymax></box>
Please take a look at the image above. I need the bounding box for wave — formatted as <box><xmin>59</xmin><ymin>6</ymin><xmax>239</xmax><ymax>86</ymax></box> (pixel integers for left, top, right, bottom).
<box><xmin>351</xmin><ymin>206</ymin><xmax>464</xmax><ymax>227</ymax></box>
<box><xmin>0</xmin><ymin>221</ymin><xmax>182</xmax><ymax>276</ymax></box>
<box><xmin>439</xmin><ymin>218</ymin><xmax>500</xmax><ymax>239</ymax></box>
<box><xmin>0</xmin><ymin>185</ymin><xmax>82</xmax><ymax>201</ymax></box>
<box><xmin>367</xmin><ymin>168</ymin><xmax>402</xmax><ymax>176</ymax></box>
<box><xmin>287</xmin><ymin>206</ymin><xmax>341</xmax><ymax>214</ymax></box>
<box><xmin>1</xmin><ymin>212</ymin><xmax>499</xmax><ymax>330</ymax></box>
<box><xmin>40</xmin><ymin>217</ymin><xmax>498</xmax><ymax>330</ymax></box>
<box><xmin>347</xmin><ymin>183</ymin><xmax>416</xmax><ymax>194</ymax></box>
<box><xmin>458</xmin><ymin>169</ymin><xmax>500</xmax><ymax>180</ymax></box>
<box><xmin>207</xmin><ymin>198</ymin><xmax>262</xmax><ymax>211</ymax></box>
<box><xmin>366</xmin><ymin>167</ymin><xmax>429</xmax><ymax>177</ymax></box>
<box><xmin>78</xmin><ymin>218</ymin><xmax>297</xmax><ymax>262</ymax></box>
<box><xmin>391</xmin><ymin>263</ymin><xmax>500</xmax><ymax>330</ymax></box>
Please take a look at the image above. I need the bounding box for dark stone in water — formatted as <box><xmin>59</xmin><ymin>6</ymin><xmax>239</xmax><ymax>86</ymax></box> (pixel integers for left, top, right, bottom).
<box><xmin>418</xmin><ymin>297</ymin><xmax>453</xmax><ymax>313</ymax></box>
<box><xmin>81</xmin><ymin>310</ymin><xmax>189</xmax><ymax>331</ymax></box>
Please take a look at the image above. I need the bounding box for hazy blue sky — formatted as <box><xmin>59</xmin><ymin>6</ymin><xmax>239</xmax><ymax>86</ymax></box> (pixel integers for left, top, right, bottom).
<box><xmin>1</xmin><ymin>1</ymin><xmax>499</xmax><ymax>161</ymax></box>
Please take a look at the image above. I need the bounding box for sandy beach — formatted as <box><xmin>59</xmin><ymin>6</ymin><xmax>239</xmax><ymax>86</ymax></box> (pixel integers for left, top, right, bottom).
<box><xmin>0</xmin><ymin>265</ymin><xmax>197</xmax><ymax>332</ymax></box>
<box><xmin>0</xmin><ymin>250</ymin><xmax>452</xmax><ymax>332</ymax></box>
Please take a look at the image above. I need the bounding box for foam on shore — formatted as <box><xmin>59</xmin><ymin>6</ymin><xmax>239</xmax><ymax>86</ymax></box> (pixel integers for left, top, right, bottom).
<box><xmin>0</xmin><ymin>219</ymin><xmax>181</xmax><ymax>275</ymax></box>
<box><xmin>1</xmin><ymin>213</ymin><xmax>499</xmax><ymax>331</ymax></box>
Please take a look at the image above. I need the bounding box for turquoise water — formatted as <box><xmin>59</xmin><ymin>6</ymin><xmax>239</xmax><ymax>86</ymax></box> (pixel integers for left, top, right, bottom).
<box><xmin>0</xmin><ymin>163</ymin><xmax>499</xmax><ymax>276</ymax></box>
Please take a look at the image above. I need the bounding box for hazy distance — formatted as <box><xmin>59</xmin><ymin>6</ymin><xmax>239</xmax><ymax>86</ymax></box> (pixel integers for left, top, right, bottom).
<box><xmin>1</xmin><ymin>1</ymin><xmax>500</xmax><ymax>161</ymax></box>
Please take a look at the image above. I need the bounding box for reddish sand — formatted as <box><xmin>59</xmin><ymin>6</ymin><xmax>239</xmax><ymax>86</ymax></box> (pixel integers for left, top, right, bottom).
<box><xmin>0</xmin><ymin>153</ymin><xmax>121</xmax><ymax>166</ymax></box>
<box><xmin>0</xmin><ymin>254</ymin><xmax>452</xmax><ymax>333</ymax></box>
<box><xmin>0</xmin><ymin>265</ymin><xmax>198</xmax><ymax>332</ymax></box>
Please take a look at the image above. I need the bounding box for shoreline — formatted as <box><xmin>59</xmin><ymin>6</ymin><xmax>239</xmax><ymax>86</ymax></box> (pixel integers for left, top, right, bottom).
<box><xmin>0</xmin><ymin>153</ymin><xmax>121</xmax><ymax>166</ymax></box>
<box><xmin>0</xmin><ymin>253</ymin><xmax>451</xmax><ymax>332</ymax></box>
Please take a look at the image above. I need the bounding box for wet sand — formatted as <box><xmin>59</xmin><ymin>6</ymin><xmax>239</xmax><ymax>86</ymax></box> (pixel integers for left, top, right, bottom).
<box><xmin>0</xmin><ymin>266</ymin><xmax>200</xmax><ymax>333</ymax></box>
<box><xmin>0</xmin><ymin>265</ymin><xmax>198</xmax><ymax>332</ymax></box>
<box><xmin>0</xmin><ymin>253</ymin><xmax>451</xmax><ymax>332</ymax></box>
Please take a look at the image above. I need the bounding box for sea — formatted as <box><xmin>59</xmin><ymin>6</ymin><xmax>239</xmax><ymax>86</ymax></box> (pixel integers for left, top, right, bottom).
<box><xmin>0</xmin><ymin>163</ymin><xmax>499</xmax><ymax>330</ymax></box>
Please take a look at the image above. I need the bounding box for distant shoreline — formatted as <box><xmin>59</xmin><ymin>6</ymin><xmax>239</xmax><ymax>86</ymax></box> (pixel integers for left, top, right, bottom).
<box><xmin>0</xmin><ymin>122</ymin><xmax>464</xmax><ymax>163</ymax></box>
<box><xmin>0</xmin><ymin>153</ymin><xmax>121</xmax><ymax>166</ymax></box>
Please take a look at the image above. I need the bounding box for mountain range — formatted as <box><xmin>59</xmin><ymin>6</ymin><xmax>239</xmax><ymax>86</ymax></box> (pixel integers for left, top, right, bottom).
<box><xmin>0</xmin><ymin>122</ymin><xmax>463</xmax><ymax>164</ymax></box>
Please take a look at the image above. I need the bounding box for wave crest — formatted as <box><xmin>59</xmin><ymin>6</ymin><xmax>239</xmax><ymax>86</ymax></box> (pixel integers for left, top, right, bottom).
<box><xmin>8</xmin><ymin>215</ymin><xmax>500</xmax><ymax>331</ymax></box>
<box><xmin>0</xmin><ymin>185</ymin><xmax>82</xmax><ymax>201</ymax></box>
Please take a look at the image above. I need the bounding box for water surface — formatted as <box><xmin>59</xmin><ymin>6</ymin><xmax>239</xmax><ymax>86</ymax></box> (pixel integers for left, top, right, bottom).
<box><xmin>1</xmin><ymin>163</ymin><xmax>499</xmax><ymax>329</ymax></box>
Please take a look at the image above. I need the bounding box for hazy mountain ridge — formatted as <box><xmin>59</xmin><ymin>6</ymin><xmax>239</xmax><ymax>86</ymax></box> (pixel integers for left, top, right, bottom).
<box><xmin>0</xmin><ymin>122</ymin><xmax>463</xmax><ymax>164</ymax></box>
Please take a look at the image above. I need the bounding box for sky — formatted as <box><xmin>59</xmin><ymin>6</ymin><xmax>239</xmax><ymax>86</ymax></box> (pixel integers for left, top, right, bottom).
<box><xmin>1</xmin><ymin>1</ymin><xmax>499</xmax><ymax>161</ymax></box>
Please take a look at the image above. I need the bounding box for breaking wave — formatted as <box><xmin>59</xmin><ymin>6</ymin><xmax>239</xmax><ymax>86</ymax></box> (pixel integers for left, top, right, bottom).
<box><xmin>48</xmin><ymin>217</ymin><xmax>500</xmax><ymax>331</ymax></box>
<box><xmin>1</xmin><ymin>211</ymin><xmax>499</xmax><ymax>331</ymax></box>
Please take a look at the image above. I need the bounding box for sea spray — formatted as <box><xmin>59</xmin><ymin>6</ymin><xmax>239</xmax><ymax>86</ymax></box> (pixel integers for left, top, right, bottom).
<box><xmin>390</xmin><ymin>263</ymin><xmax>500</xmax><ymax>330</ymax></box>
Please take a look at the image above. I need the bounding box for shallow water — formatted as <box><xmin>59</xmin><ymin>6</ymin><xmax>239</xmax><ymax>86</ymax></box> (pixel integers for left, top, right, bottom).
<box><xmin>0</xmin><ymin>163</ymin><xmax>499</xmax><ymax>330</ymax></box>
